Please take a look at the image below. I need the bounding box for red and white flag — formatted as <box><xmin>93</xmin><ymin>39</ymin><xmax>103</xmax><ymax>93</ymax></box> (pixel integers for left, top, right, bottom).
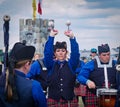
<box><xmin>38</xmin><ymin>0</ymin><xmax>42</xmax><ymax>15</ymax></box>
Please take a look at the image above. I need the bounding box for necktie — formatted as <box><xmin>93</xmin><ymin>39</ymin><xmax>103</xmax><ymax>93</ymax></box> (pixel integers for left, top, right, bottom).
<box><xmin>60</xmin><ymin>63</ymin><xmax>63</xmax><ymax>69</ymax></box>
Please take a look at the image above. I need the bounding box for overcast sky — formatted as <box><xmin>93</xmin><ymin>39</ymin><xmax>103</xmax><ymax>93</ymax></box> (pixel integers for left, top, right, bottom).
<box><xmin>0</xmin><ymin>0</ymin><xmax>120</xmax><ymax>51</ymax></box>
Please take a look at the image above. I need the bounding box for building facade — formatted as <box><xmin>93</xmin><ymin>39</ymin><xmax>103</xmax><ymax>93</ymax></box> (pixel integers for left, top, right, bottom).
<box><xmin>19</xmin><ymin>18</ymin><xmax>53</xmax><ymax>56</ymax></box>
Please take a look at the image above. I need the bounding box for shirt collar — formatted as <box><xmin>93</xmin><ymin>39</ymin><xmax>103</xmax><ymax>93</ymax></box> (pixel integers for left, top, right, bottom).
<box><xmin>57</xmin><ymin>60</ymin><xmax>66</xmax><ymax>65</ymax></box>
<box><xmin>15</xmin><ymin>70</ymin><xmax>26</xmax><ymax>77</ymax></box>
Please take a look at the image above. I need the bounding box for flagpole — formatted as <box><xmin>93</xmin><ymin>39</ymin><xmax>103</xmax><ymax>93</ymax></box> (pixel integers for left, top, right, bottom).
<box><xmin>3</xmin><ymin>15</ymin><xmax>10</xmax><ymax>75</ymax></box>
<box><xmin>32</xmin><ymin>0</ymin><xmax>37</xmax><ymax>20</ymax></box>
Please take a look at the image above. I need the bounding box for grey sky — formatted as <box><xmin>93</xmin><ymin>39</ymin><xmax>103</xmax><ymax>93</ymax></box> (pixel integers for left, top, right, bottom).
<box><xmin>0</xmin><ymin>0</ymin><xmax>120</xmax><ymax>51</ymax></box>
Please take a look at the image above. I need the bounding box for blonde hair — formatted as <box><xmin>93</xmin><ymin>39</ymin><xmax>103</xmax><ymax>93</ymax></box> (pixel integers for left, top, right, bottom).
<box><xmin>15</xmin><ymin>59</ymin><xmax>31</xmax><ymax>68</ymax></box>
<box><xmin>5</xmin><ymin>59</ymin><xmax>31</xmax><ymax>101</ymax></box>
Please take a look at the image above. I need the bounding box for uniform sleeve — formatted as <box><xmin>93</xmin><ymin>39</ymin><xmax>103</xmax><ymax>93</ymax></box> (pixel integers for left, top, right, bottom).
<box><xmin>26</xmin><ymin>61</ymin><xmax>41</xmax><ymax>78</ymax></box>
<box><xmin>44</xmin><ymin>36</ymin><xmax>54</xmax><ymax>69</ymax></box>
<box><xmin>69</xmin><ymin>37</ymin><xmax>80</xmax><ymax>71</ymax></box>
<box><xmin>77</xmin><ymin>60</ymin><xmax>94</xmax><ymax>85</ymax></box>
<box><xmin>75</xmin><ymin>60</ymin><xmax>85</xmax><ymax>74</ymax></box>
<box><xmin>32</xmin><ymin>80</ymin><xmax>47</xmax><ymax>107</ymax></box>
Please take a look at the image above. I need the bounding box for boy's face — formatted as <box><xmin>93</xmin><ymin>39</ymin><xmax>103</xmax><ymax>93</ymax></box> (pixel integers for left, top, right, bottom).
<box><xmin>54</xmin><ymin>48</ymin><xmax>67</xmax><ymax>61</ymax></box>
<box><xmin>99</xmin><ymin>52</ymin><xmax>110</xmax><ymax>63</ymax></box>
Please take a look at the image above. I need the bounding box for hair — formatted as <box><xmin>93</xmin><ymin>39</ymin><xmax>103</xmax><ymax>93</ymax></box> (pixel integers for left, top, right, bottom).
<box><xmin>54</xmin><ymin>41</ymin><xmax>67</xmax><ymax>52</ymax></box>
<box><xmin>5</xmin><ymin>58</ymin><xmax>31</xmax><ymax>102</ymax></box>
<box><xmin>15</xmin><ymin>59</ymin><xmax>31</xmax><ymax>68</ymax></box>
<box><xmin>5</xmin><ymin>42</ymin><xmax>35</xmax><ymax>102</ymax></box>
<box><xmin>98</xmin><ymin>44</ymin><xmax>110</xmax><ymax>54</ymax></box>
<box><xmin>5</xmin><ymin>58</ymin><xmax>19</xmax><ymax>102</ymax></box>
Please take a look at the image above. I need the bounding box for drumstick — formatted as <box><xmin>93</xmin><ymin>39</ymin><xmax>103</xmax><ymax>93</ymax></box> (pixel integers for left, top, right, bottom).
<box><xmin>104</xmin><ymin>64</ymin><xmax>109</xmax><ymax>89</ymax></box>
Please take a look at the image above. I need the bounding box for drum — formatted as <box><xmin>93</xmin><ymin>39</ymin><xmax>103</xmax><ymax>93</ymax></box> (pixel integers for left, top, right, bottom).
<box><xmin>97</xmin><ymin>88</ymin><xmax>117</xmax><ymax>107</ymax></box>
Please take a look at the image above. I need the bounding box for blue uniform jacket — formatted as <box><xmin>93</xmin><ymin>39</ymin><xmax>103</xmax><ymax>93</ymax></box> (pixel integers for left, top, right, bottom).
<box><xmin>16</xmin><ymin>70</ymin><xmax>47</xmax><ymax>107</ymax></box>
<box><xmin>75</xmin><ymin>60</ymin><xmax>85</xmax><ymax>74</ymax></box>
<box><xmin>26</xmin><ymin>61</ymin><xmax>42</xmax><ymax>78</ymax></box>
<box><xmin>77</xmin><ymin>59</ymin><xmax>117</xmax><ymax>85</ymax></box>
<box><xmin>44</xmin><ymin>36</ymin><xmax>80</xmax><ymax>100</ymax></box>
<box><xmin>44</xmin><ymin>36</ymin><xmax>80</xmax><ymax>74</ymax></box>
<box><xmin>26</xmin><ymin>60</ymin><xmax>48</xmax><ymax>90</ymax></box>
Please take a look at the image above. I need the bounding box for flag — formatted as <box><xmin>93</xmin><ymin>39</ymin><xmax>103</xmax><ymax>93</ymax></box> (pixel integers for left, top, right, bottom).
<box><xmin>38</xmin><ymin>0</ymin><xmax>42</xmax><ymax>15</ymax></box>
<box><xmin>32</xmin><ymin>0</ymin><xmax>36</xmax><ymax>20</ymax></box>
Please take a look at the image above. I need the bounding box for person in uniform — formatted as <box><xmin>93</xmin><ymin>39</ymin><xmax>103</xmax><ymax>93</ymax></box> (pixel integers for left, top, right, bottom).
<box><xmin>90</xmin><ymin>48</ymin><xmax>97</xmax><ymax>60</ymax></box>
<box><xmin>44</xmin><ymin>29</ymin><xmax>80</xmax><ymax>107</ymax></box>
<box><xmin>77</xmin><ymin>44</ymin><xmax>117</xmax><ymax>107</ymax></box>
<box><xmin>26</xmin><ymin>57</ymin><xmax>48</xmax><ymax>96</ymax></box>
<box><xmin>0</xmin><ymin>42</ymin><xmax>47</xmax><ymax>107</ymax></box>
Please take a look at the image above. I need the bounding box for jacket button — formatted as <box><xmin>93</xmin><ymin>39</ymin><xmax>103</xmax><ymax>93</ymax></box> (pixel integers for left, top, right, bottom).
<box><xmin>60</xmin><ymin>89</ymin><xmax>63</xmax><ymax>91</ymax></box>
<box><xmin>60</xmin><ymin>78</ymin><xmax>63</xmax><ymax>81</ymax></box>
<box><xmin>60</xmin><ymin>84</ymin><xmax>63</xmax><ymax>86</ymax></box>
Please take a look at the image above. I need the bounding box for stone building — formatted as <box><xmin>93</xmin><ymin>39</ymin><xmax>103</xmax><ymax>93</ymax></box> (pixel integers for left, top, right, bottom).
<box><xmin>19</xmin><ymin>18</ymin><xmax>54</xmax><ymax>56</ymax></box>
